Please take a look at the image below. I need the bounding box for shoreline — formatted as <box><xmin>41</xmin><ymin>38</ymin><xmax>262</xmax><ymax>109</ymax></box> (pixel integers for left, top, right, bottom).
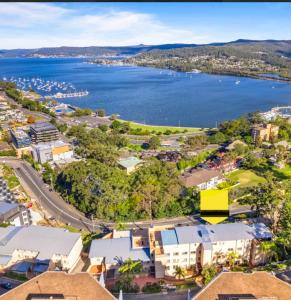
<box><xmin>91</xmin><ymin>60</ymin><xmax>291</xmax><ymax>84</ymax></box>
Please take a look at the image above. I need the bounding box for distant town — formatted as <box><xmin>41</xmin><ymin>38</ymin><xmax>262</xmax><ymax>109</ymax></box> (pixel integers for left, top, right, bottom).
<box><xmin>0</xmin><ymin>75</ymin><xmax>289</xmax><ymax>300</ymax></box>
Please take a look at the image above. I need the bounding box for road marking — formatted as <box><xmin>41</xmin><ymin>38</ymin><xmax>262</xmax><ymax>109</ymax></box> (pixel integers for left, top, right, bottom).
<box><xmin>16</xmin><ymin>165</ymin><xmax>94</xmax><ymax>227</ymax></box>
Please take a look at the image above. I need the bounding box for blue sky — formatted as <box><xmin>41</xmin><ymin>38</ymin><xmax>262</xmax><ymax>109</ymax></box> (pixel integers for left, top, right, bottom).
<box><xmin>0</xmin><ymin>2</ymin><xmax>291</xmax><ymax>49</ymax></box>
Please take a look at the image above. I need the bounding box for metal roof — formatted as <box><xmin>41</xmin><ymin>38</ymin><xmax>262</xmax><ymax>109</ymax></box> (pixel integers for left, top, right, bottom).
<box><xmin>0</xmin><ymin>255</ymin><xmax>12</xmax><ymax>266</ymax></box>
<box><xmin>118</xmin><ymin>157</ymin><xmax>142</xmax><ymax>169</ymax></box>
<box><xmin>89</xmin><ymin>237</ymin><xmax>150</xmax><ymax>264</ymax></box>
<box><xmin>166</xmin><ymin>223</ymin><xmax>272</xmax><ymax>246</ymax></box>
<box><xmin>0</xmin><ymin>225</ymin><xmax>81</xmax><ymax>260</ymax></box>
<box><xmin>0</xmin><ymin>202</ymin><xmax>18</xmax><ymax>215</ymax></box>
<box><xmin>30</xmin><ymin>122</ymin><xmax>57</xmax><ymax>132</ymax></box>
<box><xmin>161</xmin><ymin>229</ymin><xmax>178</xmax><ymax>246</ymax></box>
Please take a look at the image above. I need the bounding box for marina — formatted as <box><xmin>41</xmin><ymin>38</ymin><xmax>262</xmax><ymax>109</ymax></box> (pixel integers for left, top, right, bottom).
<box><xmin>261</xmin><ymin>106</ymin><xmax>291</xmax><ymax>120</ymax></box>
<box><xmin>1</xmin><ymin>76</ymin><xmax>88</xmax><ymax>99</ymax></box>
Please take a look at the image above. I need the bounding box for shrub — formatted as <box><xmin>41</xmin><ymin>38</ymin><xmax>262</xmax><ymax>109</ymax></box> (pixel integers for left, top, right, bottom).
<box><xmin>142</xmin><ymin>282</ymin><xmax>162</xmax><ymax>293</ymax></box>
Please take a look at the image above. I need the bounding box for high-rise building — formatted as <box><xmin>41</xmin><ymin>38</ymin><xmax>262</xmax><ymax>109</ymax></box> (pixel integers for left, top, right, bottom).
<box><xmin>30</xmin><ymin>122</ymin><xmax>59</xmax><ymax>144</ymax></box>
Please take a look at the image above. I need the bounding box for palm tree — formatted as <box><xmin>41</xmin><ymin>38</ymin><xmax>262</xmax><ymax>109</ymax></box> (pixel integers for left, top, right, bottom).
<box><xmin>118</xmin><ymin>258</ymin><xmax>143</xmax><ymax>276</ymax></box>
<box><xmin>226</xmin><ymin>251</ymin><xmax>240</xmax><ymax>269</ymax></box>
<box><xmin>173</xmin><ymin>266</ymin><xmax>186</xmax><ymax>280</ymax></box>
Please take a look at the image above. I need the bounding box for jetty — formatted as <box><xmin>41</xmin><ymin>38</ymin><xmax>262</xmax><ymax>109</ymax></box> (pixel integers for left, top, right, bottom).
<box><xmin>45</xmin><ymin>91</ymin><xmax>89</xmax><ymax>99</ymax></box>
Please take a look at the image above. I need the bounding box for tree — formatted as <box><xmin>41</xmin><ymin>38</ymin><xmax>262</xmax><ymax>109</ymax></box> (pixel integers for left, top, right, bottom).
<box><xmin>98</xmin><ymin>124</ymin><xmax>108</xmax><ymax>132</ymax></box>
<box><xmin>260</xmin><ymin>241</ymin><xmax>279</xmax><ymax>263</ymax></box>
<box><xmin>96</xmin><ymin>109</ymin><xmax>106</xmax><ymax>117</ymax></box>
<box><xmin>148</xmin><ymin>136</ymin><xmax>160</xmax><ymax>150</ymax></box>
<box><xmin>173</xmin><ymin>266</ymin><xmax>186</xmax><ymax>279</ymax></box>
<box><xmin>27</xmin><ymin>115</ymin><xmax>35</xmax><ymax>124</ymax></box>
<box><xmin>226</xmin><ymin>251</ymin><xmax>240</xmax><ymax>269</ymax></box>
<box><xmin>118</xmin><ymin>258</ymin><xmax>143</xmax><ymax>276</ymax></box>
<box><xmin>208</xmin><ymin>132</ymin><xmax>227</xmax><ymax>144</ymax></box>
<box><xmin>239</xmin><ymin>180</ymin><xmax>283</xmax><ymax>226</ymax></box>
<box><xmin>201</xmin><ymin>264</ymin><xmax>217</xmax><ymax>285</ymax></box>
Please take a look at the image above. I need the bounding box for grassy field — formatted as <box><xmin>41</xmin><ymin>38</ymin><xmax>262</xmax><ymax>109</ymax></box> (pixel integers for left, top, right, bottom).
<box><xmin>272</xmin><ymin>165</ymin><xmax>291</xmax><ymax>178</ymax></box>
<box><xmin>120</xmin><ymin>119</ymin><xmax>207</xmax><ymax>134</ymax></box>
<box><xmin>227</xmin><ymin>169</ymin><xmax>266</xmax><ymax>188</ymax></box>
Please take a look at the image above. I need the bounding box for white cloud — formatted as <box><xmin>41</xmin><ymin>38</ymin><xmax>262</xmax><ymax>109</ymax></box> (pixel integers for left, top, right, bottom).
<box><xmin>0</xmin><ymin>3</ymin><xmax>204</xmax><ymax>48</ymax></box>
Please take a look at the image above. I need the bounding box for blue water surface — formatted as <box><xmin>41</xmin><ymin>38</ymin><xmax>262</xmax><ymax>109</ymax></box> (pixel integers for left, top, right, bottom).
<box><xmin>0</xmin><ymin>58</ymin><xmax>290</xmax><ymax>127</ymax></box>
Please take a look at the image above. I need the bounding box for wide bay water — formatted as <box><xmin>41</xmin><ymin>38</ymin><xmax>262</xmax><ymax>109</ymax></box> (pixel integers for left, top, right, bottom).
<box><xmin>0</xmin><ymin>57</ymin><xmax>290</xmax><ymax>127</ymax></box>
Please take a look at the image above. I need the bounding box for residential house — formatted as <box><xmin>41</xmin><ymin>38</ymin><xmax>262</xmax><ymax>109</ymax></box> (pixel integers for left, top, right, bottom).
<box><xmin>157</xmin><ymin>151</ymin><xmax>182</xmax><ymax>163</ymax></box>
<box><xmin>180</xmin><ymin>168</ymin><xmax>224</xmax><ymax>190</ymax></box>
<box><xmin>118</xmin><ymin>156</ymin><xmax>143</xmax><ymax>174</ymax></box>
<box><xmin>0</xmin><ymin>271</ymin><xmax>116</xmax><ymax>300</ymax></box>
<box><xmin>225</xmin><ymin>140</ymin><xmax>247</xmax><ymax>151</ymax></box>
<box><xmin>192</xmin><ymin>271</ymin><xmax>291</xmax><ymax>300</ymax></box>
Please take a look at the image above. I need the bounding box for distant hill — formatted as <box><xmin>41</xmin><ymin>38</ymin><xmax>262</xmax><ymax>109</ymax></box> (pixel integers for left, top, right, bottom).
<box><xmin>0</xmin><ymin>44</ymin><xmax>197</xmax><ymax>58</ymax></box>
<box><xmin>1</xmin><ymin>39</ymin><xmax>290</xmax><ymax>58</ymax></box>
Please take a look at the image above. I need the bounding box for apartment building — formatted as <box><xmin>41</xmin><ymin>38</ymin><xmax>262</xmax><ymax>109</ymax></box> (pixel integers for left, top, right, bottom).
<box><xmin>88</xmin><ymin>223</ymin><xmax>272</xmax><ymax>280</ymax></box>
<box><xmin>30</xmin><ymin>122</ymin><xmax>59</xmax><ymax>144</ymax></box>
<box><xmin>252</xmin><ymin>123</ymin><xmax>279</xmax><ymax>142</ymax></box>
<box><xmin>149</xmin><ymin>222</ymin><xmax>272</xmax><ymax>278</ymax></box>
<box><xmin>0</xmin><ymin>225</ymin><xmax>82</xmax><ymax>273</ymax></box>
<box><xmin>88</xmin><ymin>229</ymin><xmax>151</xmax><ymax>279</ymax></box>
<box><xmin>10</xmin><ymin>128</ymin><xmax>32</xmax><ymax>158</ymax></box>
<box><xmin>31</xmin><ymin>140</ymin><xmax>74</xmax><ymax>164</ymax></box>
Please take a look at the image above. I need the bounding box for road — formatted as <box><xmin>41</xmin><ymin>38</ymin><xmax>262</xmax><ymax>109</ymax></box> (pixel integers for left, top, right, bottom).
<box><xmin>0</xmin><ymin>276</ymin><xmax>23</xmax><ymax>296</ymax></box>
<box><xmin>0</xmin><ymin>157</ymin><xmax>252</xmax><ymax>232</ymax></box>
<box><xmin>0</xmin><ymin>158</ymin><xmax>200</xmax><ymax>232</ymax></box>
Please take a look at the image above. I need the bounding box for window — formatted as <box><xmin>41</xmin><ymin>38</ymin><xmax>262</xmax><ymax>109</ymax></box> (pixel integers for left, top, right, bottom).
<box><xmin>166</xmin><ymin>266</ymin><xmax>170</xmax><ymax>270</ymax></box>
<box><xmin>167</xmin><ymin>259</ymin><xmax>171</xmax><ymax>263</ymax></box>
<box><xmin>190</xmin><ymin>251</ymin><xmax>196</xmax><ymax>254</ymax></box>
<box><xmin>237</xmin><ymin>247</ymin><xmax>242</xmax><ymax>250</ymax></box>
<box><xmin>165</xmin><ymin>253</ymin><xmax>170</xmax><ymax>256</ymax></box>
<box><xmin>228</xmin><ymin>248</ymin><xmax>234</xmax><ymax>251</ymax></box>
<box><xmin>173</xmin><ymin>259</ymin><xmax>179</xmax><ymax>263</ymax></box>
<box><xmin>182</xmin><ymin>252</ymin><xmax>188</xmax><ymax>255</ymax></box>
<box><xmin>173</xmin><ymin>252</ymin><xmax>179</xmax><ymax>256</ymax></box>
<box><xmin>182</xmin><ymin>258</ymin><xmax>187</xmax><ymax>262</ymax></box>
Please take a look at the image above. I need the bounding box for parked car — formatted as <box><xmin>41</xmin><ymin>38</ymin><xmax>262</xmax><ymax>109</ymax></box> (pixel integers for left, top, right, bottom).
<box><xmin>0</xmin><ymin>282</ymin><xmax>12</xmax><ymax>290</ymax></box>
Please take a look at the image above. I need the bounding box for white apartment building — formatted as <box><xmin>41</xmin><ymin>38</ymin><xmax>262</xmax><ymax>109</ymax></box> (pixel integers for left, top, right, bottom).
<box><xmin>151</xmin><ymin>222</ymin><xmax>272</xmax><ymax>278</ymax></box>
<box><xmin>0</xmin><ymin>225</ymin><xmax>82</xmax><ymax>273</ymax></box>
<box><xmin>88</xmin><ymin>229</ymin><xmax>151</xmax><ymax>279</ymax></box>
<box><xmin>88</xmin><ymin>223</ymin><xmax>272</xmax><ymax>280</ymax></box>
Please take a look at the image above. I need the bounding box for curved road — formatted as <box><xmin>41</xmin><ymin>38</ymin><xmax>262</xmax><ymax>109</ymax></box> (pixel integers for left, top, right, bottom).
<box><xmin>0</xmin><ymin>157</ymin><xmax>251</xmax><ymax>232</ymax></box>
<box><xmin>0</xmin><ymin>158</ymin><xmax>200</xmax><ymax>232</ymax></box>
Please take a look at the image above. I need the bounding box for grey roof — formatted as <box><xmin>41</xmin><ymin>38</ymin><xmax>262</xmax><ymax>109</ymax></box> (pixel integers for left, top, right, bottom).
<box><xmin>0</xmin><ymin>225</ymin><xmax>81</xmax><ymax>260</ymax></box>
<box><xmin>30</xmin><ymin>122</ymin><xmax>57</xmax><ymax>132</ymax></box>
<box><xmin>89</xmin><ymin>237</ymin><xmax>150</xmax><ymax>264</ymax></box>
<box><xmin>168</xmin><ymin>223</ymin><xmax>272</xmax><ymax>246</ymax></box>
<box><xmin>118</xmin><ymin>157</ymin><xmax>142</xmax><ymax>169</ymax></box>
<box><xmin>0</xmin><ymin>255</ymin><xmax>12</xmax><ymax>266</ymax></box>
<box><xmin>0</xmin><ymin>202</ymin><xmax>18</xmax><ymax>215</ymax></box>
<box><xmin>161</xmin><ymin>230</ymin><xmax>178</xmax><ymax>246</ymax></box>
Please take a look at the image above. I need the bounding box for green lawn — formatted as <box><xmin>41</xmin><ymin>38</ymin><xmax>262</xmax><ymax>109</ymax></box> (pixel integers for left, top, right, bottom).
<box><xmin>272</xmin><ymin>165</ymin><xmax>291</xmax><ymax>179</ymax></box>
<box><xmin>227</xmin><ymin>169</ymin><xmax>266</xmax><ymax>188</ymax></box>
<box><xmin>120</xmin><ymin>120</ymin><xmax>207</xmax><ymax>134</ymax></box>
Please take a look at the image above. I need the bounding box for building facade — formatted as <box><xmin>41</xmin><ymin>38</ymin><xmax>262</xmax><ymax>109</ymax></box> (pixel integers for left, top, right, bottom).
<box><xmin>30</xmin><ymin>122</ymin><xmax>59</xmax><ymax>144</ymax></box>
<box><xmin>0</xmin><ymin>225</ymin><xmax>82</xmax><ymax>273</ymax></box>
<box><xmin>88</xmin><ymin>223</ymin><xmax>272</xmax><ymax>280</ymax></box>
<box><xmin>31</xmin><ymin>141</ymin><xmax>74</xmax><ymax>164</ymax></box>
<box><xmin>252</xmin><ymin>123</ymin><xmax>279</xmax><ymax>142</ymax></box>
